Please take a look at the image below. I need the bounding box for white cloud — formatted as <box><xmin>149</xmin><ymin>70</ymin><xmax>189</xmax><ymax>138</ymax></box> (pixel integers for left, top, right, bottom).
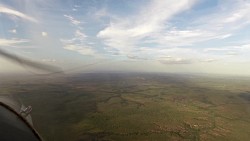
<box><xmin>97</xmin><ymin>0</ymin><xmax>197</xmax><ymax>54</ymax></box>
<box><xmin>93</xmin><ymin>8</ymin><xmax>109</xmax><ymax>20</ymax></box>
<box><xmin>216</xmin><ymin>34</ymin><xmax>232</xmax><ymax>39</ymax></box>
<box><xmin>0</xmin><ymin>5</ymin><xmax>38</xmax><ymax>23</ymax></box>
<box><xmin>235</xmin><ymin>43</ymin><xmax>250</xmax><ymax>50</ymax></box>
<box><xmin>74</xmin><ymin>5</ymin><xmax>81</xmax><ymax>8</ymax></box>
<box><xmin>159</xmin><ymin>57</ymin><xmax>192</xmax><ymax>65</ymax></box>
<box><xmin>127</xmin><ymin>54</ymin><xmax>148</xmax><ymax>60</ymax></box>
<box><xmin>226</xmin><ymin>51</ymin><xmax>238</xmax><ymax>56</ymax></box>
<box><xmin>203</xmin><ymin>43</ymin><xmax>250</xmax><ymax>53</ymax></box>
<box><xmin>61</xmin><ymin>30</ymin><xmax>97</xmax><ymax>56</ymax></box>
<box><xmin>149</xmin><ymin>30</ymin><xmax>214</xmax><ymax>47</ymax></box>
<box><xmin>222</xmin><ymin>4</ymin><xmax>250</xmax><ymax>25</ymax></box>
<box><xmin>97</xmin><ymin>0</ymin><xmax>250</xmax><ymax>61</ymax></box>
<box><xmin>63</xmin><ymin>44</ymin><xmax>96</xmax><ymax>56</ymax></box>
<box><xmin>9</xmin><ymin>29</ymin><xmax>17</xmax><ymax>34</ymax></box>
<box><xmin>42</xmin><ymin>59</ymin><xmax>56</xmax><ymax>63</ymax></box>
<box><xmin>195</xmin><ymin>2</ymin><xmax>250</xmax><ymax>27</ymax></box>
<box><xmin>64</xmin><ymin>14</ymin><xmax>81</xmax><ymax>25</ymax></box>
<box><xmin>151</xmin><ymin>1</ymin><xmax>250</xmax><ymax>47</ymax></box>
<box><xmin>203</xmin><ymin>48</ymin><xmax>235</xmax><ymax>52</ymax></box>
<box><xmin>0</xmin><ymin>38</ymin><xmax>29</xmax><ymax>46</ymax></box>
<box><xmin>62</xmin><ymin>13</ymin><xmax>99</xmax><ymax>57</ymax></box>
<box><xmin>41</xmin><ymin>32</ymin><xmax>48</xmax><ymax>37</ymax></box>
<box><xmin>95</xmin><ymin>0</ymin><xmax>250</xmax><ymax>65</ymax></box>
<box><xmin>75</xmin><ymin>30</ymin><xmax>87</xmax><ymax>39</ymax></box>
<box><xmin>136</xmin><ymin>47</ymin><xmax>199</xmax><ymax>60</ymax></box>
<box><xmin>200</xmin><ymin>58</ymin><xmax>218</xmax><ymax>63</ymax></box>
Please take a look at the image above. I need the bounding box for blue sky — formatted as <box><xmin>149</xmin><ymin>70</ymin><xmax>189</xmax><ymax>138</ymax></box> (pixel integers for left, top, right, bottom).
<box><xmin>0</xmin><ymin>0</ymin><xmax>250</xmax><ymax>75</ymax></box>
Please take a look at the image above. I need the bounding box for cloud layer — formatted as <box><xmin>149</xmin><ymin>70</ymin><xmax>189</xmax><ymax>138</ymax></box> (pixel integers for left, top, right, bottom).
<box><xmin>0</xmin><ymin>4</ymin><xmax>37</xmax><ymax>22</ymax></box>
<box><xmin>1</xmin><ymin>0</ymin><xmax>250</xmax><ymax>74</ymax></box>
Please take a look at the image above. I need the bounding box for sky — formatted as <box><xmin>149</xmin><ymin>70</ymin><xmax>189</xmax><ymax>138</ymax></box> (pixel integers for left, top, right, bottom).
<box><xmin>0</xmin><ymin>0</ymin><xmax>250</xmax><ymax>75</ymax></box>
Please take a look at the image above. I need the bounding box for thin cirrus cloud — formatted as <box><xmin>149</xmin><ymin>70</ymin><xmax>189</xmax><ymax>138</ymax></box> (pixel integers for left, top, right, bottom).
<box><xmin>41</xmin><ymin>32</ymin><xmax>48</xmax><ymax>37</ymax></box>
<box><xmin>64</xmin><ymin>14</ymin><xmax>81</xmax><ymax>26</ymax></box>
<box><xmin>200</xmin><ymin>58</ymin><xmax>218</xmax><ymax>63</ymax></box>
<box><xmin>60</xmin><ymin>15</ymin><xmax>96</xmax><ymax>56</ymax></box>
<box><xmin>97</xmin><ymin>0</ymin><xmax>197</xmax><ymax>55</ymax></box>
<box><xmin>61</xmin><ymin>14</ymin><xmax>97</xmax><ymax>56</ymax></box>
<box><xmin>0</xmin><ymin>4</ymin><xmax>38</xmax><ymax>23</ymax></box>
<box><xmin>169</xmin><ymin>1</ymin><xmax>250</xmax><ymax>46</ymax></box>
<box><xmin>1</xmin><ymin>0</ymin><xmax>250</xmax><ymax>74</ymax></box>
<box><xmin>0</xmin><ymin>38</ymin><xmax>29</xmax><ymax>47</ymax></box>
<box><xmin>63</xmin><ymin>44</ymin><xmax>97</xmax><ymax>56</ymax></box>
<box><xmin>159</xmin><ymin>58</ymin><xmax>192</xmax><ymax>65</ymax></box>
<box><xmin>179</xmin><ymin>1</ymin><xmax>250</xmax><ymax>40</ymax></box>
<box><xmin>204</xmin><ymin>43</ymin><xmax>250</xmax><ymax>53</ymax></box>
<box><xmin>97</xmin><ymin>0</ymin><xmax>250</xmax><ymax>62</ymax></box>
<box><xmin>9</xmin><ymin>29</ymin><xmax>17</xmax><ymax>33</ymax></box>
<box><xmin>60</xmin><ymin>30</ymin><xmax>96</xmax><ymax>56</ymax></box>
<box><xmin>204</xmin><ymin>43</ymin><xmax>250</xmax><ymax>59</ymax></box>
<box><xmin>163</xmin><ymin>1</ymin><xmax>250</xmax><ymax>45</ymax></box>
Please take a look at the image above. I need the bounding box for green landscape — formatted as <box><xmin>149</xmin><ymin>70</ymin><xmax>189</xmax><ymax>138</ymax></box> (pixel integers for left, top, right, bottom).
<box><xmin>1</xmin><ymin>73</ymin><xmax>250</xmax><ymax>141</ymax></box>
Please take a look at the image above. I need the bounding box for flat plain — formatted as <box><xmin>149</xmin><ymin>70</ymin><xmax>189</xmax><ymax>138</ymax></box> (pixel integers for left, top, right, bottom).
<box><xmin>1</xmin><ymin>73</ymin><xmax>250</xmax><ymax>141</ymax></box>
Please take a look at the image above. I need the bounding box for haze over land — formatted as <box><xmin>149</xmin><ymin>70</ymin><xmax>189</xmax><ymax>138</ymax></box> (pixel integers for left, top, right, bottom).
<box><xmin>1</xmin><ymin>73</ymin><xmax>250</xmax><ymax>141</ymax></box>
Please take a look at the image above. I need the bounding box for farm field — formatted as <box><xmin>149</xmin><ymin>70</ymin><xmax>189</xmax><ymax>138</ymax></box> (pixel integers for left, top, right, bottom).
<box><xmin>1</xmin><ymin>73</ymin><xmax>250</xmax><ymax>141</ymax></box>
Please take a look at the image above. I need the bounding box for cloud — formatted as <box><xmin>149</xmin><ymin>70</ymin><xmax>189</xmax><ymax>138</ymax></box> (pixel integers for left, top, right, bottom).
<box><xmin>97</xmin><ymin>0</ymin><xmax>197</xmax><ymax>54</ymax></box>
<box><xmin>159</xmin><ymin>57</ymin><xmax>192</xmax><ymax>65</ymax></box>
<box><xmin>221</xmin><ymin>3</ymin><xmax>250</xmax><ymax>26</ymax></box>
<box><xmin>149</xmin><ymin>30</ymin><xmax>216</xmax><ymax>47</ymax></box>
<box><xmin>92</xmin><ymin>8</ymin><xmax>111</xmax><ymax>21</ymax></box>
<box><xmin>202</xmin><ymin>43</ymin><xmax>250</xmax><ymax>57</ymax></box>
<box><xmin>225</xmin><ymin>51</ymin><xmax>238</xmax><ymax>56</ymax></box>
<box><xmin>0</xmin><ymin>5</ymin><xmax>38</xmax><ymax>23</ymax></box>
<box><xmin>9</xmin><ymin>29</ymin><xmax>17</xmax><ymax>34</ymax></box>
<box><xmin>203</xmin><ymin>43</ymin><xmax>250</xmax><ymax>53</ymax></box>
<box><xmin>137</xmin><ymin>47</ymin><xmax>199</xmax><ymax>60</ymax></box>
<box><xmin>62</xmin><ymin>12</ymin><xmax>99</xmax><ymax>56</ymax></box>
<box><xmin>203</xmin><ymin>48</ymin><xmax>235</xmax><ymax>52</ymax></box>
<box><xmin>62</xmin><ymin>13</ymin><xmax>99</xmax><ymax>56</ymax></box>
<box><xmin>235</xmin><ymin>43</ymin><xmax>250</xmax><ymax>50</ymax></box>
<box><xmin>124</xmin><ymin>47</ymin><xmax>201</xmax><ymax>64</ymax></box>
<box><xmin>63</xmin><ymin>44</ymin><xmax>96</xmax><ymax>56</ymax></box>
<box><xmin>96</xmin><ymin>0</ymin><xmax>250</xmax><ymax>61</ymax></box>
<box><xmin>41</xmin><ymin>32</ymin><xmax>48</xmax><ymax>37</ymax></box>
<box><xmin>0</xmin><ymin>38</ymin><xmax>29</xmax><ymax>47</ymax></box>
<box><xmin>200</xmin><ymin>58</ymin><xmax>218</xmax><ymax>63</ymax></box>
<box><xmin>151</xmin><ymin>1</ymin><xmax>250</xmax><ymax>47</ymax></box>
<box><xmin>42</xmin><ymin>58</ymin><xmax>56</xmax><ymax>63</ymax></box>
<box><xmin>127</xmin><ymin>54</ymin><xmax>148</xmax><ymax>60</ymax></box>
<box><xmin>61</xmin><ymin>30</ymin><xmax>88</xmax><ymax>43</ymax></box>
<box><xmin>64</xmin><ymin>14</ymin><xmax>81</xmax><ymax>25</ymax></box>
<box><xmin>61</xmin><ymin>30</ymin><xmax>97</xmax><ymax>56</ymax></box>
<box><xmin>216</xmin><ymin>34</ymin><xmax>232</xmax><ymax>39</ymax></box>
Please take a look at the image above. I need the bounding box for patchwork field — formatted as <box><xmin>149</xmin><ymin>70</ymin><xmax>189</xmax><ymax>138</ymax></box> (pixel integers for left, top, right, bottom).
<box><xmin>1</xmin><ymin>73</ymin><xmax>250</xmax><ymax>141</ymax></box>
